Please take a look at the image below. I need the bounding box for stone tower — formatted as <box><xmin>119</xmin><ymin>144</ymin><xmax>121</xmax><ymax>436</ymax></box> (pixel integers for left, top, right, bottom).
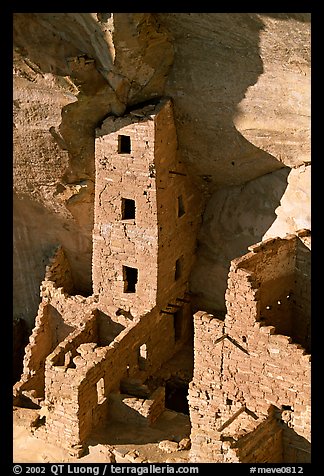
<box><xmin>93</xmin><ymin>98</ymin><xmax>202</xmax><ymax>317</ymax></box>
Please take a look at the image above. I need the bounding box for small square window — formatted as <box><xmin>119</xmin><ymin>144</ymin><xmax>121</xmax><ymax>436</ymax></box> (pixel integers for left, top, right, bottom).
<box><xmin>118</xmin><ymin>135</ymin><xmax>131</xmax><ymax>154</ymax></box>
<box><xmin>175</xmin><ymin>257</ymin><xmax>183</xmax><ymax>281</ymax></box>
<box><xmin>138</xmin><ymin>343</ymin><xmax>147</xmax><ymax>370</ymax></box>
<box><xmin>174</xmin><ymin>309</ymin><xmax>183</xmax><ymax>341</ymax></box>
<box><xmin>122</xmin><ymin>198</ymin><xmax>136</xmax><ymax>220</ymax></box>
<box><xmin>177</xmin><ymin>195</ymin><xmax>185</xmax><ymax>217</ymax></box>
<box><xmin>123</xmin><ymin>266</ymin><xmax>138</xmax><ymax>293</ymax></box>
<box><xmin>97</xmin><ymin>378</ymin><xmax>106</xmax><ymax>404</ymax></box>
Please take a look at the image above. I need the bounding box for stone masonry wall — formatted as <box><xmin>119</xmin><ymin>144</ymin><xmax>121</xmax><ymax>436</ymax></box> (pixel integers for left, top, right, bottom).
<box><xmin>13</xmin><ymin>302</ymin><xmax>74</xmax><ymax>401</ymax></box>
<box><xmin>93</xmin><ymin>99</ymin><xmax>203</xmax><ymax>317</ymax></box>
<box><xmin>40</xmin><ymin>245</ymin><xmax>99</xmax><ymax>328</ymax></box>
<box><xmin>14</xmin><ymin>248</ymin><xmax>100</xmax><ymax>404</ymax></box>
<box><xmin>108</xmin><ymin>386</ymin><xmax>165</xmax><ymax>427</ymax></box>
<box><xmin>188</xmin><ymin>312</ymin><xmax>226</xmax><ymax>462</ymax></box>
<box><xmin>293</xmin><ymin>230</ymin><xmax>311</xmax><ymax>352</ymax></box>
<box><xmin>189</xmin><ymin>234</ymin><xmax>311</xmax><ymax>463</ymax></box>
<box><xmin>43</xmin><ymin>312</ymin><xmax>98</xmax><ymax>451</ymax></box>
<box><xmin>94</xmin><ymin>107</ymin><xmax>158</xmax><ymax>316</ymax></box>
<box><xmin>154</xmin><ymin>100</ymin><xmax>203</xmax><ymax>310</ymax></box>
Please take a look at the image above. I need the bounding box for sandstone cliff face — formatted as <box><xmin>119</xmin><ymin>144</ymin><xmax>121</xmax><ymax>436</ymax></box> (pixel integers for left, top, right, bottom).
<box><xmin>234</xmin><ymin>14</ymin><xmax>310</xmax><ymax>168</ymax></box>
<box><xmin>13</xmin><ymin>13</ymin><xmax>310</xmax><ymax>328</ymax></box>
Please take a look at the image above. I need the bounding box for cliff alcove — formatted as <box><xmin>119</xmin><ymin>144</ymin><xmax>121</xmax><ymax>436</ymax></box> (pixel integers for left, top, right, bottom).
<box><xmin>13</xmin><ymin>13</ymin><xmax>310</xmax><ymax>464</ymax></box>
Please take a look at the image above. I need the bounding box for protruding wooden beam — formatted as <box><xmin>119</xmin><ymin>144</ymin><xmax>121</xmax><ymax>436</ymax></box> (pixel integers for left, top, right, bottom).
<box><xmin>176</xmin><ymin>297</ymin><xmax>191</xmax><ymax>303</ymax></box>
<box><xmin>169</xmin><ymin>170</ymin><xmax>187</xmax><ymax>176</ymax></box>
<box><xmin>167</xmin><ymin>303</ymin><xmax>182</xmax><ymax>308</ymax></box>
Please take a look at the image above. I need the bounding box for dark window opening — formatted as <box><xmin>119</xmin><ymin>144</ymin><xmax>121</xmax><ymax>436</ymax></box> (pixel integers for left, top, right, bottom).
<box><xmin>165</xmin><ymin>378</ymin><xmax>189</xmax><ymax>415</ymax></box>
<box><xmin>37</xmin><ymin>415</ymin><xmax>46</xmax><ymax>426</ymax></box>
<box><xmin>282</xmin><ymin>405</ymin><xmax>293</xmax><ymax>411</ymax></box>
<box><xmin>123</xmin><ymin>266</ymin><xmax>138</xmax><ymax>293</ymax></box>
<box><xmin>174</xmin><ymin>309</ymin><xmax>183</xmax><ymax>341</ymax></box>
<box><xmin>177</xmin><ymin>195</ymin><xmax>185</xmax><ymax>217</ymax></box>
<box><xmin>71</xmin><ymin>285</ymin><xmax>93</xmax><ymax>298</ymax></box>
<box><xmin>122</xmin><ymin>198</ymin><xmax>135</xmax><ymax>220</ymax></box>
<box><xmin>138</xmin><ymin>343</ymin><xmax>147</xmax><ymax>371</ymax></box>
<box><xmin>175</xmin><ymin>257</ymin><xmax>183</xmax><ymax>281</ymax></box>
<box><xmin>118</xmin><ymin>135</ymin><xmax>131</xmax><ymax>154</ymax></box>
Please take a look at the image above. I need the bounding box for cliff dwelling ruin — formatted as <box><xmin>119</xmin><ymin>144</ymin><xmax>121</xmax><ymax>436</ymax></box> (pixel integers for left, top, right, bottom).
<box><xmin>13</xmin><ymin>13</ymin><xmax>311</xmax><ymax>465</ymax></box>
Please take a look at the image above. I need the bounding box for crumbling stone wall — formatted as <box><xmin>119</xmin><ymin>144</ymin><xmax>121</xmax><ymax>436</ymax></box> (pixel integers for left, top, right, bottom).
<box><xmin>41</xmin><ymin>303</ymin><xmax>189</xmax><ymax>454</ymax></box>
<box><xmin>13</xmin><ymin>245</ymin><xmax>102</xmax><ymax>404</ymax></box>
<box><xmin>245</xmin><ymin>230</ymin><xmax>311</xmax><ymax>351</ymax></box>
<box><xmin>43</xmin><ymin>312</ymin><xmax>98</xmax><ymax>452</ymax></box>
<box><xmin>43</xmin><ymin>246</ymin><xmax>74</xmax><ymax>294</ymax></box>
<box><xmin>188</xmin><ymin>233</ymin><xmax>311</xmax><ymax>463</ymax></box>
<box><xmin>39</xmin><ymin>246</ymin><xmax>100</xmax><ymax>328</ymax></box>
<box><xmin>13</xmin><ymin>302</ymin><xmax>74</xmax><ymax>402</ymax></box>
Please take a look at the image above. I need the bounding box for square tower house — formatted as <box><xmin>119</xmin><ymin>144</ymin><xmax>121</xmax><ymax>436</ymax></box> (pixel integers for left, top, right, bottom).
<box><xmin>93</xmin><ymin>99</ymin><xmax>201</xmax><ymax>317</ymax></box>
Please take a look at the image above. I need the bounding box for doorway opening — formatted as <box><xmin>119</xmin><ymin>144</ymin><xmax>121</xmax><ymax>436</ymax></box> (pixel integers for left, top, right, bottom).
<box><xmin>165</xmin><ymin>377</ymin><xmax>189</xmax><ymax>415</ymax></box>
<box><xmin>123</xmin><ymin>266</ymin><xmax>138</xmax><ymax>293</ymax></box>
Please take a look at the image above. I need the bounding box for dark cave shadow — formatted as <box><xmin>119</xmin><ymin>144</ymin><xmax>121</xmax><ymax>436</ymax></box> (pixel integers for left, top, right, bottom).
<box><xmin>158</xmin><ymin>12</ymin><xmax>293</xmax><ymax>186</ymax></box>
<box><xmin>191</xmin><ymin>166</ymin><xmax>291</xmax><ymax>313</ymax></box>
<box><xmin>13</xmin><ymin>318</ymin><xmax>28</xmax><ymax>384</ymax></box>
